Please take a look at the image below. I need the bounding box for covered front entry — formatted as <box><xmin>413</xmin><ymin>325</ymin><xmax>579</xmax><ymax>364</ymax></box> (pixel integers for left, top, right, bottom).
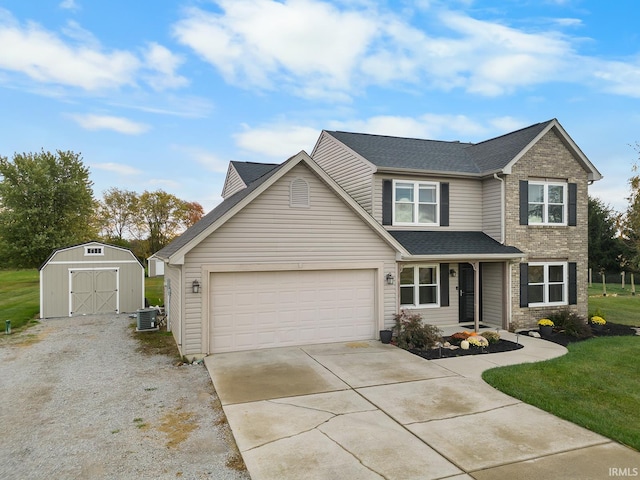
<box><xmin>458</xmin><ymin>263</ymin><xmax>476</xmax><ymax>324</ymax></box>
<box><xmin>209</xmin><ymin>269</ymin><xmax>377</xmax><ymax>353</ymax></box>
<box><xmin>69</xmin><ymin>268</ymin><xmax>119</xmax><ymax>316</ymax></box>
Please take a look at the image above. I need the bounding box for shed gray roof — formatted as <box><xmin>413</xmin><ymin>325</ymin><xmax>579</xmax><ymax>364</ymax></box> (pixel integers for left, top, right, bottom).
<box><xmin>154</xmin><ymin>163</ymin><xmax>284</xmax><ymax>260</ymax></box>
<box><xmin>231</xmin><ymin>161</ymin><xmax>279</xmax><ymax>185</ymax></box>
<box><xmin>389</xmin><ymin>231</ymin><xmax>523</xmax><ymax>257</ymax></box>
<box><xmin>326</xmin><ymin>120</ymin><xmax>555</xmax><ymax>175</ymax></box>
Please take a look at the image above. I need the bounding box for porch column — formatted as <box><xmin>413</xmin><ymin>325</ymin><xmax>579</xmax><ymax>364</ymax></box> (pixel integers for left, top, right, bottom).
<box><xmin>472</xmin><ymin>261</ymin><xmax>480</xmax><ymax>333</ymax></box>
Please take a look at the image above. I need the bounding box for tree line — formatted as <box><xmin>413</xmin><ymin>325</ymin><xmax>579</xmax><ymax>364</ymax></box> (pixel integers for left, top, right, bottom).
<box><xmin>0</xmin><ymin>150</ymin><xmax>203</xmax><ymax>268</ymax></box>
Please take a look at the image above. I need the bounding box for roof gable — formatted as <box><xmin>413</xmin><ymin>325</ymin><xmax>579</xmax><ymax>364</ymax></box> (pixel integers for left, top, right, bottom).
<box><xmin>154</xmin><ymin>152</ymin><xmax>407</xmax><ymax>264</ymax></box>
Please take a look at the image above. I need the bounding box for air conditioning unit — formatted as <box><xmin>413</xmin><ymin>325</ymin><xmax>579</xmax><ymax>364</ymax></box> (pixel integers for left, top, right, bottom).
<box><xmin>136</xmin><ymin>308</ymin><xmax>159</xmax><ymax>332</ymax></box>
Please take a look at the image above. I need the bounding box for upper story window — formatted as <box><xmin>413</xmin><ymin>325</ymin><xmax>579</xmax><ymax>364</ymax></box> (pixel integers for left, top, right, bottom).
<box><xmin>85</xmin><ymin>246</ymin><xmax>104</xmax><ymax>256</ymax></box>
<box><xmin>393</xmin><ymin>181</ymin><xmax>438</xmax><ymax>225</ymax></box>
<box><xmin>528</xmin><ymin>181</ymin><xmax>567</xmax><ymax>225</ymax></box>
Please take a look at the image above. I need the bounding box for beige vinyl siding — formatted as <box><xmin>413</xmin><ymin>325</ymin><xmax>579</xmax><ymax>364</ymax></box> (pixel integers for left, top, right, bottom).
<box><xmin>40</xmin><ymin>243</ymin><xmax>143</xmax><ymax>318</ymax></box>
<box><xmin>397</xmin><ymin>263</ymin><xmax>460</xmax><ymax>327</ymax></box>
<box><xmin>372</xmin><ymin>174</ymin><xmax>483</xmax><ymax>230</ymax></box>
<box><xmin>180</xmin><ymin>163</ymin><xmax>397</xmax><ymax>355</ymax></box>
<box><xmin>221</xmin><ymin>164</ymin><xmax>246</xmax><ymax>199</ymax></box>
<box><xmin>312</xmin><ymin>132</ymin><xmax>376</xmax><ymax>213</ymax></box>
<box><xmin>481</xmin><ymin>262</ymin><xmax>504</xmax><ymax>326</ymax></box>
<box><xmin>482</xmin><ymin>177</ymin><xmax>503</xmax><ymax>241</ymax></box>
<box><xmin>165</xmin><ymin>265</ymin><xmax>182</xmax><ymax>349</ymax></box>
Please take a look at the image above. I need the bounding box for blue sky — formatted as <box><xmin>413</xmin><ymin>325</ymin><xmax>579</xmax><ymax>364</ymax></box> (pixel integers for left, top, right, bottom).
<box><xmin>1</xmin><ymin>0</ymin><xmax>639</xmax><ymax>212</ymax></box>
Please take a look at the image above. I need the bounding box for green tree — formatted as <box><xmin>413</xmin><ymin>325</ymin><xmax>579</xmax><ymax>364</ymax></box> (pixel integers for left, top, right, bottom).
<box><xmin>97</xmin><ymin>187</ymin><xmax>139</xmax><ymax>241</ymax></box>
<box><xmin>136</xmin><ymin>190</ymin><xmax>202</xmax><ymax>256</ymax></box>
<box><xmin>588</xmin><ymin>196</ymin><xmax>625</xmax><ymax>272</ymax></box>
<box><xmin>0</xmin><ymin>150</ymin><xmax>95</xmax><ymax>268</ymax></box>
<box><xmin>620</xmin><ymin>143</ymin><xmax>640</xmax><ymax>271</ymax></box>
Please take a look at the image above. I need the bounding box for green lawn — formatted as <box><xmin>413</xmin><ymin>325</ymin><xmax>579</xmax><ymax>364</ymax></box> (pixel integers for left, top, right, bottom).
<box><xmin>589</xmin><ymin>283</ymin><xmax>640</xmax><ymax>326</ymax></box>
<box><xmin>145</xmin><ymin>275</ymin><xmax>164</xmax><ymax>306</ymax></box>
<box><xmin>0</xmin><ymin>270</ymin><xmax>40</xmax><ymax>330</ymax></box>
<box><xmin>483</xmin><ymin>336</ymin><xmax>640</xmax><ymax>451</ymax></box>
<box><xmin>0</xmin><ymin>269</ymin><xmax>164</xmax><ymax>331</ymax></box>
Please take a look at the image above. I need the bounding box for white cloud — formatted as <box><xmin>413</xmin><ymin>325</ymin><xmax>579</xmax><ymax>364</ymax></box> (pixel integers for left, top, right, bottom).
<box><xmin>68</xmin><ymin>114</ymin><xmax>150</xmax><ymax>134</ymax></box>
<box><xmin>173</xmin><ymin>1</ymin><xmax>640</xmax><ymax>100</ymax></box>
<box><xmin>173</xmin><ymin>0</ymin><xmax>377</xmax><ymax>98</ymax></box>
<box><xmin>59</xmin><ymin>0</ymin><xmax>79</xmax><ymax>11</ymax></box>
<box><xmin>234</xmin><ymin>124</ymin><xmax>320</xmax><ymax>158</ymax></box>
<box><xmin>0</xmin><ymin>11</ymin><xmax>187</xmax><ymax>93</ymax></box>
<box><xmin>143</xmin><ymin>42</ymin><xmax>189</xmax><ymax>90</ymax></box>
<box><xmin>0</xmin><ymin>14</ymin><xmax>139</xmax><ymax>90</ymax></box>
<box><xmin>91</xmin><ymin>162</ymin><xmax>142</xmax><ymax>176</ymax></box>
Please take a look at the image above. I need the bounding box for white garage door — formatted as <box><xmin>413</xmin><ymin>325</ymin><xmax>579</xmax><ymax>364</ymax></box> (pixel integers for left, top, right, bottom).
<box><xmin>210</xmin><ymin>269</ymin><xmax>377</xmax><ymax>353</ymax></box>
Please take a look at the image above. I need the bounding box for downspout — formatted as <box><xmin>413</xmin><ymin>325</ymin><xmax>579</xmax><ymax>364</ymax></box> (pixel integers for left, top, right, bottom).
<box><xmin>493</xmin><ymin>173</ymin><xmax>505</xmax><ymax>244</ymax></box>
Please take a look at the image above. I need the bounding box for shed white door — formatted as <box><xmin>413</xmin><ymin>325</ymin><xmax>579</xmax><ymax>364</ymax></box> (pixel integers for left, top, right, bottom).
<box><xmin>210</xmin><ymin>269</ymin><xmax>376</xmax><ymax>353</ymax></box>
<box><xmin>70</xmin><ymin>269</ymin><xmax>119</xmax><ymax>316</ymax></box>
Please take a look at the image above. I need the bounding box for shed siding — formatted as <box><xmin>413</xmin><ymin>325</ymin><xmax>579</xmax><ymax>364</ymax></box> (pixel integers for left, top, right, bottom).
<box><xmin>221</xmin><ymin>164</ymin><xmax>246</xmax><ymax>199</ymax></box>
<box><xmin>372</xmin><ymin>174</ymin><xmax>483</xmax><ymax>230</ymax></box>
<box><xmin>179</xmin><ymin>163</ymin><xmax>397</xmax><ymax>355</ymax></box>
<box><xmin>482</xmin><ymin>177</ymin><xmax>502</xmax><ymax>241</ymax></box>
<box><xmin>312</xmin><ymin>133</ymin><xmax>376</xmax><ymax>213</ymax></box>
<box><xmin>40</xmin><ymin>243</ymin><xmax>143</xmax><ymax>318</ymax></box>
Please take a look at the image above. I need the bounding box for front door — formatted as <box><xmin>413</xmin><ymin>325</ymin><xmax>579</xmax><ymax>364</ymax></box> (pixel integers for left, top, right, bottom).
<box><xmin>458</xmin><ymin>263</ymin><xmax>475</xmax><ymax>323</ymax></box>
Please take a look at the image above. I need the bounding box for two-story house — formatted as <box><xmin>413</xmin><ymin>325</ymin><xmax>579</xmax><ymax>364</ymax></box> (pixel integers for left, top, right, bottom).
<box><xmin>153</xmin><ymin>119</ymin><xmax>601</xmax><ymax>358</ymax></box>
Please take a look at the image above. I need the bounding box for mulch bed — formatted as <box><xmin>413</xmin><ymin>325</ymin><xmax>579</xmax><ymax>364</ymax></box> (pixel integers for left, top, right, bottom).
<box><xmin>409</xmin><ymin>339</ymin><xmax>524</xmax><ymax>360</ymax></box>
<box><xmin>519</xmin><ymin>322</ymin><xmax>639</xmax><ymax>347</ymax></box>
<box><xmin>407</xmin><ymin>322</ymin><xmax>639</xmax><ymax>360</ymax></box>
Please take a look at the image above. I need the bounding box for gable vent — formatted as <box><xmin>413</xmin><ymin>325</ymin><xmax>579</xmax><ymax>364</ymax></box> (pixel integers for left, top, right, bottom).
<box><xmin>290</xmin><ymin>177</ymin><xmax>310</xmax><ymax>208</ymax></box>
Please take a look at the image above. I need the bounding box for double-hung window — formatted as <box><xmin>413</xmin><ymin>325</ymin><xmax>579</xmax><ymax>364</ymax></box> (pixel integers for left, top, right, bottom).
<box><xmin>400</xmin><ymin>265</ymin><xmax>439</xmax><ymax>307</ymax></box>
<box><xmin>527</xmin><ymin>262</ymin><xmax>567</xmax><ymax>306</ymax></box>
<box><xmin>528</xmin><ymin>181</ymin><xmax>567</xmax><ymax>225</ymax></box>
<box><xmin>393</xmin><ymin>181</ymin><xmax>438</xmax><ymax>225</ymax></box>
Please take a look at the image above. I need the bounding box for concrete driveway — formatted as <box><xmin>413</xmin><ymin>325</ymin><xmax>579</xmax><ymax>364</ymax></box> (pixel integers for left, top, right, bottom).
<box><xmin>205</xmin><ymin>333</ymin><xmax>640</xmax><ymax>480</ymax></box>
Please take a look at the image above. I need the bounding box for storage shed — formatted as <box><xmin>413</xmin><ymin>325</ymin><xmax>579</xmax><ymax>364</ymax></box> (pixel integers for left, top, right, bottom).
<box><xmin>40</xmin><ymin>241</ymin><xmax>144</xmax><ymax>318</ymax></box>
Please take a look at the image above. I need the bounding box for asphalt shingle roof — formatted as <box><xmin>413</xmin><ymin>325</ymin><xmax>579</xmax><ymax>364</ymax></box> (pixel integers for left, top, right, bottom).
<box><xmin>389</xmin><ymin>231</ymin><xmax>523</xmax><ymax>256</ymax></box>
<box><xmin>231</xmin><ymin>161</ymin><xmax>279</xmax><ymax>185</ymax></box>
<box><xmin>326</xmin><ymin>120</ymin><xmax>555</xmax><ymax>175</ymax></box>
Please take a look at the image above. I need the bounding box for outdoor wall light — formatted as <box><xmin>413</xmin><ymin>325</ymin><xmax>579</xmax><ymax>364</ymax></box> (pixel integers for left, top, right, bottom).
<box><xmin>449</xmin><ymin>269</ymin><xmax>457</xmax><ymax>278</ymax></box>
<box><xmin>192</xmin><ymin>279</ymin><xmax>200</xmax><ymax>294</ymax></box>
<box><xmin>385</xmin><ymin>273</ymin><xmax>395</xmax><ymax>285</ymax></box>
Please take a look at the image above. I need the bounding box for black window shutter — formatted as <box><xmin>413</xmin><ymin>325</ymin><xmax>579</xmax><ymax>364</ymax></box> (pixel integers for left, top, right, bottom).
<box><xmin>440</xmin><ymin>183</ymin><xmax>449</xmax><ymax>226</ymax></box>
<box><xmin>440</xmin><ymin>263</ymin><xmax>449</xmax><ymax>307</ymax></box>
<box><xmin>568</xmin><ymin>183</ymin><xmax>577</xmax><ymax>226</ymax></box>
<box><xmin>382</xmin><ymin>180</ymin><xmax>392</xmax><ymax>225</ymax></box>
<box><xmin>520</xmin><ymin>263</ymin><xmax>528</xmax><ymax>307</ymax></box>
<box><xmin>519</xmin><ymin>180</ymin><xmax>528</xmax><ymax>225</ymax></box>
<box><xmin>568</xmin><ymin>262</ymin><xmax>577</xmax><ymax>305</ymax></box>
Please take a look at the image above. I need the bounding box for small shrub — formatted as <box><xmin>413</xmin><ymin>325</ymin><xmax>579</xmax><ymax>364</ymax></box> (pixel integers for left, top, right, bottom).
<box><xmin>393</xmin><ymin>311</ymin><xmax>443</xmax><ymax>350</ymax></box>
<box><xmin>549</xmin><ymin>309</ymin><xmax>592</xmax><ymax>339</ymax></box>
<box><xmin>480</xmin><ymin>331</ymin><xmax>501</xmax><ymax>344</ymax></box>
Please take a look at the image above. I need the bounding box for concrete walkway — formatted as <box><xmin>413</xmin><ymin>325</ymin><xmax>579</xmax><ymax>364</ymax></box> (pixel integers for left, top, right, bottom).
<box><xmin>205</xmin><ymin>331</ymin><xmax>640</xmax><ymax>480</ymax></box>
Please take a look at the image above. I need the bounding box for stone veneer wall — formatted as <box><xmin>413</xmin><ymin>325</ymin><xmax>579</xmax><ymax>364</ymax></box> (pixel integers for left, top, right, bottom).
<box><xmin>505</xmin><ymin>129</ymin><xmax>589</xmax><ymax>330</ymax></box>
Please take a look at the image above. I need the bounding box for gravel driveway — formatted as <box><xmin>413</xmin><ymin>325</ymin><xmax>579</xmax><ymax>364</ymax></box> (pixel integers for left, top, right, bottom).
<box><xmin>0</xmin><ymin>314</ymin><xmax>250</xmax><ymax>480</ymax></box>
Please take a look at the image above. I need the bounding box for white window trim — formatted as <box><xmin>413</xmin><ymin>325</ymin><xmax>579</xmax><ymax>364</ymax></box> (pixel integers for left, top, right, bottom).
<box><xmin>392</xmin><ymin>180</ymin><xmax>439</xmax><ymax>226</ymax></box>
<box><xmin>84</xmin><ymin>246</ymin><xmax>104</xmax><ymax>256</ymax></box>
<box><xmin>528</xmin><ymin>261</ymin><xmax>568</xmax><ymax>307</ymax></box>
<box><xmin>528</xmin><ymin>181</ymin><xmax>568</xmax><ymax>226</ymax></box>
<box><xmin>399</xmin><ymin>264</ymin><xmax>440</xmax><ymax>308</ymax></box>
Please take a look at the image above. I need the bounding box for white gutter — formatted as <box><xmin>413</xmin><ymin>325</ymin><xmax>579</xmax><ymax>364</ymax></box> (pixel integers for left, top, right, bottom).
<box><xmin>400</xmin><ymin>253</ymin><xmax>524</xmax><ymax>262</ymax></box>
<box><xmin>494</xmin><ymin>173</ymin><xmax>505</xmax><ymax>244</ymax></box>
